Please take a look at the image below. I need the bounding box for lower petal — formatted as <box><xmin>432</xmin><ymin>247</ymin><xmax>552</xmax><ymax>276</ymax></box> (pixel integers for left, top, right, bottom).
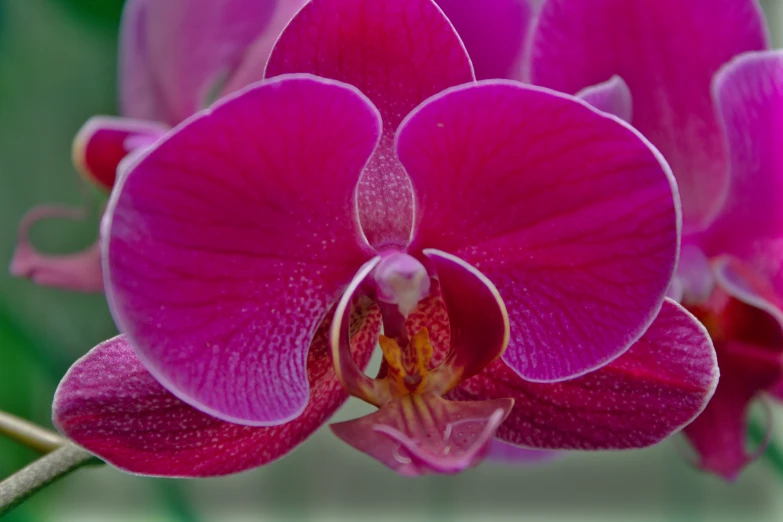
<box><xmin>453</xmin><ymin>299</ymin><xmax>718</xmax><ymax>449</ymax></box>
<box><xmin>54</xmin><ymin>307</ymin><xmax>377</xmax><ymax>477</ymax></box>
<box><xmin>330</xmin><ymin>393</ymin><xmax>513</xmax><ymax>476</ymax></box>
<box><xmin>10</xmin><ymin>205</ymin><xmax>103</xmax><ymax>292</ymax></box>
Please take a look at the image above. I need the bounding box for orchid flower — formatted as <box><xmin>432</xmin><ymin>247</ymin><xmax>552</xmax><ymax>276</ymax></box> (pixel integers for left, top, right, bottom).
<box><xmin>52</xmin><ymin>0</ymin><xmax>718</xmax><ymax>477</ymax></box>
<box><xmin>10</xmin><ymin>0</ymin><xmax>307</xmax><ymax>292</ymax></box>
<box><xmin>527</xmin><ymin>0</ymin><xmax>781</xmax><ymax>480</ymax></box>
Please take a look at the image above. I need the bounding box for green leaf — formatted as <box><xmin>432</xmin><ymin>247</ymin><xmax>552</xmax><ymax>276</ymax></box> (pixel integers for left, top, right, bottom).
<box><xmin>48</xmin><ymin>0</ymin><xmax>125</xmax><ymax>30</ymax></box>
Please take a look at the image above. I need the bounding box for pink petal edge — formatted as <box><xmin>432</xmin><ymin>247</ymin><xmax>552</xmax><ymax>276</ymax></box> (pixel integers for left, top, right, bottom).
<box><xmin>576</xmin><ymin>75</ymin><xmax>632</xmax><ymax>122</ymax></box>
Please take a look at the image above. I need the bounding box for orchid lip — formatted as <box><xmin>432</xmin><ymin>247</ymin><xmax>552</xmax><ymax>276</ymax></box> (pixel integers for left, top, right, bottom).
<box><xmin>327</xmin><ymin>246</ymin><xmax>513</xmax><ymax>475</ymax></box>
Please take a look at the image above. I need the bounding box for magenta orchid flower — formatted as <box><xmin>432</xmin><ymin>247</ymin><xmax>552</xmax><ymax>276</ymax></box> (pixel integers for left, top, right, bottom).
<box><xmin>52</xmin><ymin>0</ymin><xmax>718</xmax><ymax>477</ymax></box>
<box><xmin>10</xmin><ymin>0</ymin><xmax>307</xmax><ymax>292</ymax></box>
<box><xmin>527</xmin><ymin>0</ymin><xmax>781</xmax><ymax>480</ymax></box>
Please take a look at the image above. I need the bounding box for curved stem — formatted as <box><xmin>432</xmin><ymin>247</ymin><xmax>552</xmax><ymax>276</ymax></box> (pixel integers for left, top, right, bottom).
<box><xmin>0</xmin><ymin>444</ymin><xmax>98</xmax><ymax>516</ymax></box>
<box><xmin>0</xmin><ymin>411</ymin><xmax>67</xmax><ymax>454</ymax></box>
<box><xmin>749</xmin><ymin>418</ymin><xmax>783</xmax><ymax>479</ymax></box>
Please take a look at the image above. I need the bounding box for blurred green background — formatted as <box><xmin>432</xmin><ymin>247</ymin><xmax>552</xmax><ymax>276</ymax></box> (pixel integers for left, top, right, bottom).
<box><xmin>1</xmin><ymin>1</ymin><xmax>782</xmax><ymax>521</ymax></box>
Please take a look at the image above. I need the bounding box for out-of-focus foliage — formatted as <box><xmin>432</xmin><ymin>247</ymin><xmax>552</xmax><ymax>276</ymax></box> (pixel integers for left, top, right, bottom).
<box><xmin>49</xmin><ymin>0</ymin><xmax>124</xmax><ymax>30</ymax></box>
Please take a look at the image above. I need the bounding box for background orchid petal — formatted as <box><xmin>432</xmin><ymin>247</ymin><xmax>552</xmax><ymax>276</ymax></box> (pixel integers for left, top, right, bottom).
<box><xmin>676</xmin><ymin>244</ymin><xmax>715</xmax><ymax>305</ymax></box>
<box><xmin>331</xmin><ymin>395</ymin><xmax>513</xmax><ymax>476</ymax></box>
<box><xmin>576</xmin><ymin>75</ymin><xmax>632</xmax><ymax>122</ymax></box>
<box><xmin>702</xmin><ymin>51</ymin><xmax>783</xmax><ymax>294</ymax></box>
<box><xmin>104</xmin><ymin>76</ymin><xmax>380</xmax><ymax>426</ymax></box>
<box><xmin>423</xmin><ymin>249</ymin><xmax>509</xmax><ymax>392</ymax></box>
<box><xmin>486</xmin><ymin>440</ymin><xmax>560</xmax><ymax>464</ymax></box>
<box><xmin>434</xmin><ymin>0</ymin><xmax>533</xmax><ymax>81</ymax></box>
<box><xmin>452</xmin><ymin>300</ymin><xmax>718</xmax><ymax>449</ymax></box>
<box><xmin>219</xmin><ymin>0</ymin><xmax>309</xmax><ymax>97</ymax></box>
<box><xmin>683</xmin><ymin>257</ymin><xmax>783</xmax><ymax>479</ymax></box>
<box><xmin>72</xmin><ymin>116</ymin><xmax>168</xmax><ymax>192</ymax></box>
<box><xmin>266</xmin><ymin>0</ymin><xmax>474</xmax><ymax>248</ymax></box>
<box><xmin>10</xmin><ymin>205</ymin><xmax>103</xmax><ymax>292</ymax></box>
<box><xmin>771</xmin><ymin>379</ymin><xmax>783</xmax><ymax>401</ymax></box>
<box><xmin>120</xmin><ymin>0</ymin><xmax>277</xmax><ymax>124</ymax></box>
<box><xmin>529</xmin><ymin>0</ymin><xmax>769</xmax><ymax>231</ymax></box>
<box><xmin>712</xmin><ymin>255</ymin><xmax>783</xmax><ymax>333</ymax></box>
<box><xmin>683</xmin><ymin>341</ymin><xmax>776</xmax><ymax>481</ymax></box>
<box><xmin>398</xmin><ymin>81</ymin><xmax>679</xmax><ymax>381</ymax></box>
<box><xmin>53</xmin><ymin>324</ymin><xmax>377</xmax><ymax>477</ymax></box>
<box><xmin>118</xmin><ymin>0</ymin><xmax>161</xmax><ymax>121</ymax></box>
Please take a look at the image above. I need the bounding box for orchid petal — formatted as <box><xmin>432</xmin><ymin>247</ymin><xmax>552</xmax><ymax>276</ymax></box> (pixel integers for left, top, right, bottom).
<box><xmin>331</xmin><ymin>394</ymin><xmax>513</xmax><ymax>476</ymax></box>
<box><xmin>453</xmin><ymin>300</ymin><xmax>718</xmax><ymax>449</ymax></box>
<box><xmin>529</xmin><ymin>0</ymin><xmax>769</xmax><ymax>231</ymax></box>
<box><xmin>118</xmin><ymin>0</ymin><xmax>161</xmax><ymax>121</ymax></box>
<box><xmin>683</xmin><ymin>343</ymin><xmax>776</xmax><ymax>480</ymax></box>
<box><xmin>72</xmin><ymin>116</ymin><xmax>167</xmax><ymax>191</ymax></box>
<box><xmin>54</xmin><ymin>322</ymin><xmax>377</xmax><ymax>476</ymax></box>
<box><xmin>398</xmin><ymin>81</ymin><xmax>678</xmax><ymax>381</ymax></box>
<box><xmin>576</xmin><ymin>75</ymin><xmax>632</xmax><ymax>122</ymax></box>
<box><xmin>266</xmin><ymin>0</ymin><xmax>474</xmax><ymax>248</ymax></box>
<box><xmin>702</xmin><ymin>51</ymin><xmax>783</xmax><ymax>294</ymax></box>
<box><xmin>10</xmin><ymin>205</ymin><xmax>103</xmax><ymax>292</ymax></box>
<box><xmin>771</xmin><ymin>379</ymin><xmax>783</xmax><ymax>402</ymax></box>
<box><xmin>104</xmin><ymin>76</ymin><xmax>380</xmax><ymax>425</ymax></box>
<box><xmin>120</xmin><ymin>0</ymin><xmax>277</xmax><ymax>123</ymax></box>
<box><xmin>667</xmin><ymin>277</ymin><xmax>684</xmax><ymax>303</ymax></box>
<box><xmin>712</xmin><ymin>256</ymin><xmax>783</xmax><ymax>339</ymax></box>
<box><xmin>676</xmin><ymin>244</ymin><xmax>715</xmax><ymax>305</ymax></box>
<box><xmin>423</xmin><ymin>249</ymin><xmax>509</xmax><ymax>393</ymax></box>
<box><xmin>219</xmin><ymin>1</ymin><xmax>309</xmax><ymax>97</ymax></box>
<box><xmin>682</xmin><ymin>256</ymin><xmax>783</xmax><ymax>479</ymax></box>
<box><xmin>434</xmin><ymin>0</ymin><xmax>533</xmax><ymax>80</ymax></box>
<box><xmin>330</xmin><ymin>257</ymin><xmax>390</xmax><ymax>405</ymax></box>
<box><xmin>487</xmin><ymin>440</ymin><xmax>560</xmax><ymax>464</ymax></box>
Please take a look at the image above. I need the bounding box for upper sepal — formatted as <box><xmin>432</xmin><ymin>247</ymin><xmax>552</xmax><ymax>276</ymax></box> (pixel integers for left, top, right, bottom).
<box><xmin>53</xmin><ymin>325</ymin><xmax>377</xmax><ymax>477</ymax></box>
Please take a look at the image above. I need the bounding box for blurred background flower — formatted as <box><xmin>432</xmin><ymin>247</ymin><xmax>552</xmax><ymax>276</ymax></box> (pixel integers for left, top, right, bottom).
<box><xmin>0</xmin><ymin>0</ymin><xmax>782</xmax><ymax>521</ymax></box>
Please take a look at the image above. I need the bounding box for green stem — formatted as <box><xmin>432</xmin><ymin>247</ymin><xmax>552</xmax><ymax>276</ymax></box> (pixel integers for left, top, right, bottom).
<box><xmin>158</xmin><ymin>480</ymin><xmax>201</xmax><ymax>522</ymax></box>
<box><xmin>0</xmin><ymin>411</ymin><xmax>66</xmax><ymax>454</ymax></box>
<box><xmin>749</xmin><ymin>419</ymin><xmax>783</xmax><ymax>477</ymax></box>
<box><xmin>0</xmin><ymin>444</ymin><xmax>98</xmax><ymax>516</ymax></box>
